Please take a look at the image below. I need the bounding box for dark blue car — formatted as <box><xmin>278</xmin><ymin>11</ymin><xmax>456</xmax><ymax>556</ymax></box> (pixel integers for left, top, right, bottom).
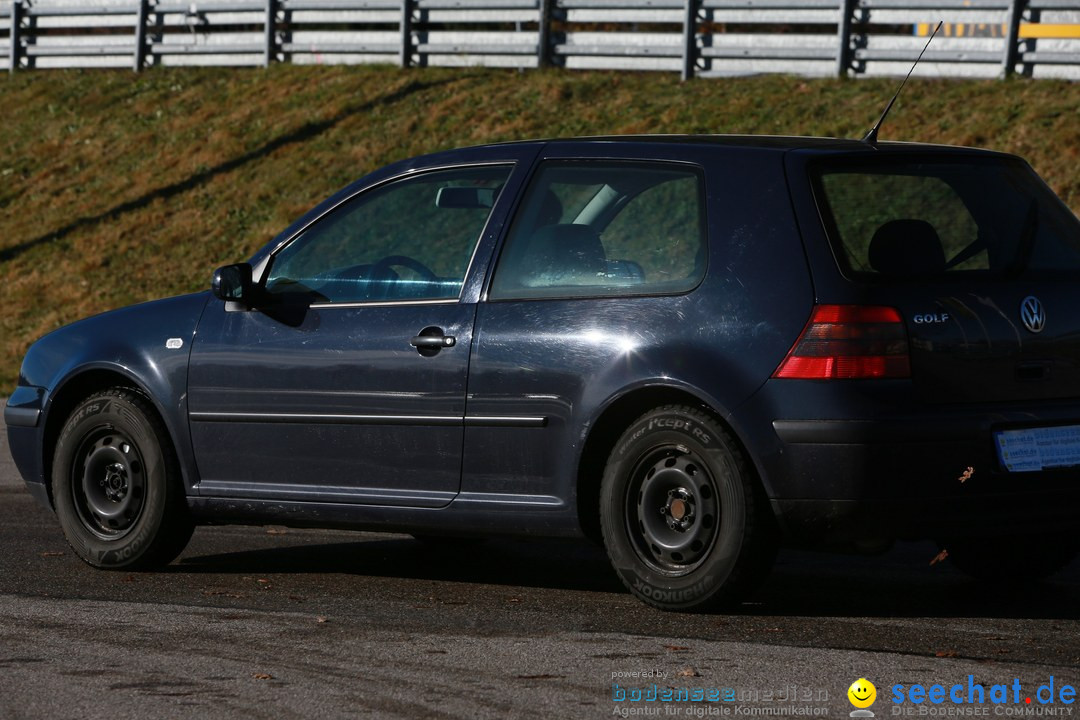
<box><xmin>7</xmin><ymin>136</ymin><xmax>1080</xmax><ymax>610</ymax></box>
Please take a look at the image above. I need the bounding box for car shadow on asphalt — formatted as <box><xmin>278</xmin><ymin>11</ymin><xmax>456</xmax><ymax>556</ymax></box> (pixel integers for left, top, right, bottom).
<box><xmin>171</xmin><ymin>532</ymin><xmax>1080</xmax><ymax>620</ymax></box>
<box><xmin>756</xmin><ymin>546</ymin><xmax>1080</xmax><ymax>620</ymax></box>
<box><xmin>173</xmin><ymin>534</ymin><xmax>628</xmax><ymax>594</ymax></box>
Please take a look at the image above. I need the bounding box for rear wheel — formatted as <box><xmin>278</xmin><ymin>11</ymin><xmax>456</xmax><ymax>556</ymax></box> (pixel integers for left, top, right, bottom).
<box><xmin>599</xmin><ymin>405</ymin><xmax>776</xmax><ymax>611</ymax></box>
<box><xmin>940</xmin><ymin>534</ymin><xmax>1079</xmax><ymax>582</ymax></box>
<box><xmin>51</xmin><ymin>388</ymin><xmax>194</xmax><ymax>569</ymax></box>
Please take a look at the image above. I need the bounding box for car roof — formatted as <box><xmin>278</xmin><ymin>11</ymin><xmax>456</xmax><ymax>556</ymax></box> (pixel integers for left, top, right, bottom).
<box><xmin>481</xmin><ymin>134</ymin><xmax>1013</xmax><ymax>157</ymax></box>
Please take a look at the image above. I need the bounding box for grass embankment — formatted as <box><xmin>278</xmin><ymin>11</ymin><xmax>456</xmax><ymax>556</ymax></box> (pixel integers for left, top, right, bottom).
<box><xmin>1</xmin><ymin>66</ymin><xmax>1078</xmax><ymax>392</ymax></box>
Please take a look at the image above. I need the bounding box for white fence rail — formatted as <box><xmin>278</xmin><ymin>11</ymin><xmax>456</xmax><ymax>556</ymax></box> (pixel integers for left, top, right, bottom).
<box><xmin>1</xmin><ymin>0</ymin><xmax>1078</xmax><ymax>77</ymax></box>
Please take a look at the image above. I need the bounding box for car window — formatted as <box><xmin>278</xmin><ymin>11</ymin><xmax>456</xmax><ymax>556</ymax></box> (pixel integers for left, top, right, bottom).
<box><xmin>265</xmin><ymin>165</ymin><xmax>511</xmax><ymax>303</ymax></box>
<box><xmin>489</xmin><ymin>162</ymin><xmax>706</xmax><ymax>300</ymax></box>
<box><xmin>813</xmin><ymin>158</ymin><xmax>1080</xmax><ymax>280</ymax></box>
<box><xmin>821</xmin><ymin>173</ymin><xmax>982</xmax><ymax>272</ymax></box>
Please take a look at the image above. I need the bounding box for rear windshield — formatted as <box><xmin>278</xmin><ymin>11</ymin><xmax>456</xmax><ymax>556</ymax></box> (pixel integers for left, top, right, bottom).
<box><xmin>811</xmin><ymin>156</ymin><xmax>1080</xmax><ymax>280</ymax></box>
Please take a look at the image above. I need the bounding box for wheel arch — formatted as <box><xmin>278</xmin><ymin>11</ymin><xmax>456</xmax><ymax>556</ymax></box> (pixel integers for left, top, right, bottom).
<box><xmin>41</xmin><ymin>366</ymin><xmax>177</xmax><ymax>508</ymax></box>
<box><xmin>575</xmin><ymin>383</ymin><xmax>764</xmax><ymax>544</ymax></box>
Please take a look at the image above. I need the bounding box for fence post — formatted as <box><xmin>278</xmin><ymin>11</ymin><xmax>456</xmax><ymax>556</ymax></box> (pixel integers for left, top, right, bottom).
<box><xmin>8</xmin><ymin>0</ymin><xmax>21</xmax><ymax>73</ymax></box>
<box><xmin>680</xmin><ymin>0</ymin><xmax>697</xmax><ymax>80</ymax></box>
<box><xmin>263</xmin><ymin>0</ymin><xmax>276</xmax><ymax>66</ymax></box>
<box><xmin>537</xmin><ymin>0</ymin><xmax>552</xmax><ymax>67</ymax></box>
<box><xmin>1001</xmin><ymin>0</ymin><xmax>1024</xmax><ymax>76</ymax></box>
<box><xmin>400</xmin><ymin>0</ymin><xmax>413</xmax><ymax>68</ymax></box>
<box><xmin>835</xmin><ymin>0</ymin><xmax>855</xmax><ymax>76</ymax></box>
<box><xmin>133</xmin><ymin>0</ymin><xmax>148</xmax><ymax>71</ymax></box>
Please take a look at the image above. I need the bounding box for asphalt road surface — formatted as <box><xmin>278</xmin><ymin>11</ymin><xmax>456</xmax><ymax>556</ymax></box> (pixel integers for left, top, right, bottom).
<box><xmin>2</xmin><ymin>400</ymin><xmax>1078</xmax><ymax>720</ymax></box>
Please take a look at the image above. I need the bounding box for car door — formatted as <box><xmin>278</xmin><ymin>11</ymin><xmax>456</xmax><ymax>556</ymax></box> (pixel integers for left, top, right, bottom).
<box><xmin>187</xmin><ymin>162</ymin><xmax>517</xmax><ymax>508</ymax></box>
<box><xmin>462</xmin><ymin>146</ymin><xmax>713</xmax><ymax>509</ymax></box>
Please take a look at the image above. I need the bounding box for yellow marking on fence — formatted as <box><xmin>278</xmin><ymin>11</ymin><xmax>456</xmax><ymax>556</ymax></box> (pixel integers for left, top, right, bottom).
<box><xmin>1020</xmin><ymin>23</ymin><xmax>1080</xmax><ymax>38</ymax></box>
<box><xmin>915</xmin><ymin>22</ymin><xmax>1080</xmax><ymax>38</ymax></box>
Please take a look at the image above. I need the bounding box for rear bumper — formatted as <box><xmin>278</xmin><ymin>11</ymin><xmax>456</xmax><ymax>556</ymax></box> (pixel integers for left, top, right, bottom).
<box><xmin>737</xmin><ymin>380</ymin><xmax>1080</xmax><ymax>543</ymax></box>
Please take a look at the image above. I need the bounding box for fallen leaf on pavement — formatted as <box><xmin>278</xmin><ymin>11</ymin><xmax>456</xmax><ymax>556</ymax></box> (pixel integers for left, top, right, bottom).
<box><xmin>929</xmin><ymin>548</ymin><xmax>949</xmax><ymax>566</ymax></box>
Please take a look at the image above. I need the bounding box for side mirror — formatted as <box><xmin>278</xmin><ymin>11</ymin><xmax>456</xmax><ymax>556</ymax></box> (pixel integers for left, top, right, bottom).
<box><xmin>211</xmin><ymin>263</ymin><xmax>254</xmax><ymax>303</ymax></box>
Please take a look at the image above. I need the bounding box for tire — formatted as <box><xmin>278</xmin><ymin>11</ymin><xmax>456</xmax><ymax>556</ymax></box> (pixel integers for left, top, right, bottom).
<box><xmin>940</xmin><ymin>534</ymin><xmax>1079</xmax><ymax>582</ymax></box>
<box><xmin>51</xmin><ymin>388</ymin><xmax>194</xmax><ymax>569</ymax></box>
<box><xmin>599</xmin><ymin>405</ymin><xmax>776</xmax><ymax>611</ymax></box>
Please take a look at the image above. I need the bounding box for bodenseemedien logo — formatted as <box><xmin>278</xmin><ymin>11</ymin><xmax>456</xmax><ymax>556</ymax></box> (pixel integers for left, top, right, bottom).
<box><xmin>849</xmin><ymin>678</ymin><xmax>878</xmax><ymax>718</ymax></box>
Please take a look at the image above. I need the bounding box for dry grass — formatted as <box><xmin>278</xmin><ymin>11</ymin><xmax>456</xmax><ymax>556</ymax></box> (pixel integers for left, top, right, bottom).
<box><xmin>1</xmin><ymin>66</ymin><xmax>1079</xmax><ymax>392</ymax></box>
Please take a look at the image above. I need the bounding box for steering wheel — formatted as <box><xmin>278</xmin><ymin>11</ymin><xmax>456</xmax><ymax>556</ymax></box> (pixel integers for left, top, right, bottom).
<box><xmin>371</xmin><ymin>255</ymin><xmax>439</xmax><ymax>283</ymax></box>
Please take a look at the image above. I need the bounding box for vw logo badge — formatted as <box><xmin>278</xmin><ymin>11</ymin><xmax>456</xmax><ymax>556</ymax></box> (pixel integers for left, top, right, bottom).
<box><xmin>1020</xmin><ymin>295</ymin><xmax>1046</xmax><ymax>334</ymax></box>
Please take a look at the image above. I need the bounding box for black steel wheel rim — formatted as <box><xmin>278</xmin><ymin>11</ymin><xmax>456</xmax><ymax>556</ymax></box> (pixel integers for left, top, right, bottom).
<box><xmin>625</xmin><ymin>445</ymin><xmax>721</xmax><ymax>576</ymax></box>
<box><xmin>71</xmin><ymin>427</ymin><xmax>147</xmax><ymax>540</ymax></box>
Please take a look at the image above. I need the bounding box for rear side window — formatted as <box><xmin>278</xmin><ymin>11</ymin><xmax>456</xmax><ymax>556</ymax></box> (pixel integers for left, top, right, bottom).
<box><xmin>812</xmin><ymin>157</ymin><xmax>1080</xmax><ymax>280</ymax></box>
<box><xmin>489</xmin><ymin>161</ymin><xmax>706</xmax><ymax>300</ymax></box>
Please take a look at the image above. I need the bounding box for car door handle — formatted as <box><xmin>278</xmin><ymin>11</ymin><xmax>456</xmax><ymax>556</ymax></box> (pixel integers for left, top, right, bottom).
<box><xmin>410</xmin><ymin>335</ymin><xmax>456</xmax><ymax>349</ymax></box>
<box><xmin>410</xmin><ymin>327</ymin><xmax>456</xmax><ymax>357</ymax></box>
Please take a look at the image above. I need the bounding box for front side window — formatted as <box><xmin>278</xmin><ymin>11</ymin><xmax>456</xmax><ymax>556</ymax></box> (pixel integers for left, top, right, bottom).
<box><xmin>265</xmin><ymin>165</ymin><xmax>511</xmax><ymax>303</ymax></box>
<box><xmin>489</xmin><ymin>162</ymin><xmax>707</xmax><ymax>300</ymax></box>
<box><xmin>813</xmin><ymin>157</ymin><xmax>1080</xmax><ymax>280</ymax></box>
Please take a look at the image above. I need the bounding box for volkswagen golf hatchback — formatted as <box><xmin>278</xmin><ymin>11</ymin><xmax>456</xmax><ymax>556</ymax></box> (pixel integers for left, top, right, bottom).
<box><xmin>7</xmin><ymin>135</ymin><xmax>1080</xmax><ymax>611</ymax></box>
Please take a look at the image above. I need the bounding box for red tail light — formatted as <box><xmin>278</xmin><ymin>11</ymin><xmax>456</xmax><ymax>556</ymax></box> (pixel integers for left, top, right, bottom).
<box><xmin>772</xmin><ymin>305</ymin><xmax>910</xmax><ymax>380</ymax></box>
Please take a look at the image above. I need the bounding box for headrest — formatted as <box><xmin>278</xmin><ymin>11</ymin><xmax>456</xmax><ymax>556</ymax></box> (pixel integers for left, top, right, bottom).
<box><xmin>868</xmin><ymin>219</ymin><xmax>946</xmax><ymax>276</ymax></box>
<box><xmin>536</xmin><ymin>190</ymin><xmax>564</xmax><ymax>227</ymax></box>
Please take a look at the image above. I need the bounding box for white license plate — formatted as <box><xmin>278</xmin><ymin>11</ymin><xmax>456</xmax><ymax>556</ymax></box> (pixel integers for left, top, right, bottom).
<box><xmin>994</xmin><ymin>424</ymin><xmax>1080</xmax><ymax>472</ymax></box>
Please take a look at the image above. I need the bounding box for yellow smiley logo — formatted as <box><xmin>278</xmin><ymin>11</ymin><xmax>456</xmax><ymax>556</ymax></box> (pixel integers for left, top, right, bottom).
<box><xmin>848</xmin><ymin>678</ymin><xmax>877</xmax><ymax>709</ymax></box>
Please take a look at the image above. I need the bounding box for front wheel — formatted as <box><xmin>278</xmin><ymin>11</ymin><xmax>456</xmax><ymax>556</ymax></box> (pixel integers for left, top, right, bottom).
<box><xmin>51</xmin><ymin>388</ymin><xmax>194</xmax><ymax>569</ymax></box>
<box><xmin>600</xmin><ymin>405</ymin><xmax>776</xmax><ymax>611</ymax></box>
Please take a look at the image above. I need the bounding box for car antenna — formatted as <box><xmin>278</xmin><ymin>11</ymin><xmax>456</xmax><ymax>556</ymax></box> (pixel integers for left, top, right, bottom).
<box><xmin>862</xmin><ymin>20</ymin><xmax>943</xmax><ymax>145</ymax></box>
